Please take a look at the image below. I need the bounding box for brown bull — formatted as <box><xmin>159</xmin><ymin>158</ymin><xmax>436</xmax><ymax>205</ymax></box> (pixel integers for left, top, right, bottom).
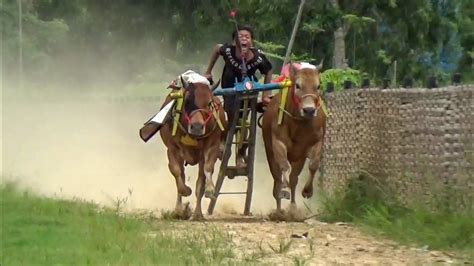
<box><xmin>160</xmin><ymin>81</ymin><xmax>226</xmax><ymax>220</ymax></box>
<box><xmin>262</xmin><ymin>62</ymin><xmax>326</xmax><ymax>212</ymax></box>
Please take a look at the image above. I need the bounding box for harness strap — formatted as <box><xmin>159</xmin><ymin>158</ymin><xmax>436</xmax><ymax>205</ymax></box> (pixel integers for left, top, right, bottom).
<box><xmin>277</xmin><ymin>79</ymin><xmax>330</xmax><ymax>124</ymax></box>
<box><xmin>172</xmin><ymin>95</ymin><xmax>184</xmax><ymax>136</ymax></box>
<box><xmin>172</xmin><ymin>91</ymin><xmax>223</xmax><ymax>140</ymax></box>
<box><xmin>320</xmin><ymin>98</ymin><xmax>329</xmax><ymax>117</ymax></box>
<box><xmin>279</xmin><ymin>106</ymin><xmax>303</xmax><ymax>120</ymax></box>
<box><xmin>278</xmin><ymin>86</ymin><xmax>289</xmax><ymax>125</ymax></box>
<box><xmin>177</xmin><ymin>118</ymin><xmax>218</xmax><ymax>144</ymax></box>
<box><xmin>210</xmin><ymin>101</ymin><xmax>225</xmax><ymax>131</ymax></box>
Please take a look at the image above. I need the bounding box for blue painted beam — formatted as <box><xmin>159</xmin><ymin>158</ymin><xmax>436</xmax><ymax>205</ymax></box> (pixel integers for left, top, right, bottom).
<box><xmin>213</xmin><ymin>77</ymin><xmax>291</xmax><ymax>96</ymax></box>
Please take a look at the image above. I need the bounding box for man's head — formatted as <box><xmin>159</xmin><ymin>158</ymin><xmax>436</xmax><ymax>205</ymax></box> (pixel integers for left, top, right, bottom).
<box><xmin>232</xmin><ymin>25</ymin><xmax>254</xmax><ymax>52</ymax></box>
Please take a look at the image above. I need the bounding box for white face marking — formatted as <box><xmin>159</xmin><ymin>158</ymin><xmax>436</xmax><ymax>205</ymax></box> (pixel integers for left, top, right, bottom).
<box><xmin>295</xmin><ymin>77</ymin><xmax>318</xmax><ymax>117</ymax></box>
<box><xmin>205</xmin><ymin>171</ymin><xmax>212</xmax><ymax>182</ymax></box>
<box><xmin>299</xmin><ymin>62</ymin><xmax>316</xmax><ymax>70</ymax></box>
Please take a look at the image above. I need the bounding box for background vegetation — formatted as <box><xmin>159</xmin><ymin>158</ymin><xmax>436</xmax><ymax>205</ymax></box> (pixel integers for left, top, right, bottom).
<box><xmin>317</xmin><ymin>172</ymin><xmax>474</xmax><ymax>261</ymax></box>
<box><xmin>2</xmin><ymin>0</ymin><xmax>473</xmax><ymax>90</ymax></box>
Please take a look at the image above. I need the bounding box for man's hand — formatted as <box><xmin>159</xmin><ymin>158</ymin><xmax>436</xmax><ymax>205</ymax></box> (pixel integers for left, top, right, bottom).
<box><xmin>204</xmin><ymin>72</ymin><xmax>214</xmax><ymax>84</ymax></box>
<box><xmin>262</xmin><ymin>94</ymin><xmax>272</xmax><ymax>106</ymax></box>
<box><xmin>204</xmin><ymin>72</ymin><xmax>212</xmax><ymax>80</ymax></box>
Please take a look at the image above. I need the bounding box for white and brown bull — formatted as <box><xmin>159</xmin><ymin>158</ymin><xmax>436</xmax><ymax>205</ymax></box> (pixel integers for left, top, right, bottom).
<box><xmin>159</xmin><ymin>76</ymin><xmax>226</xmax><ymax>220</ymax></box>
<box><xmin>262</xmin><ymin>62</ymin><xmax>326</xmax><ymax>213</ymax></box>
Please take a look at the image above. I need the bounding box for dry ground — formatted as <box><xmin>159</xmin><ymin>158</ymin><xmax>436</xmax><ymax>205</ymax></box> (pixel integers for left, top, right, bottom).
<box><xmin>161</xmin><ymin>213</ymin><xmax>462</xmax><ymax>265</ymax></box>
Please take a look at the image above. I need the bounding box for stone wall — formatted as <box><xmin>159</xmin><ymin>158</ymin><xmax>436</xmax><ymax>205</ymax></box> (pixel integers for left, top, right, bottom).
<box><xmin>321</xmin><ymin>85</ymin><xmax>473</xmax><ymax>210</ymax></box>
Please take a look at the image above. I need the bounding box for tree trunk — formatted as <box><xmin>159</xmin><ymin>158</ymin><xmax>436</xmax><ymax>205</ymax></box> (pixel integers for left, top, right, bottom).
<box><xmin>330</xmin><ymin>0</ymin><xmax>348</xmax><ymax>69</ymax></box>
<box><xmin>333</xmin><ymin>27</ymin><xmax>347</xmax><ymax>69</ymax></box>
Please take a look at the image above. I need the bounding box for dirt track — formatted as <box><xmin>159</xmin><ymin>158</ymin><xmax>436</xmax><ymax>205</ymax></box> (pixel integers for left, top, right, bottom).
<box><xmin>2</xmin><ymin>92</ymin><xmax>467</xmax><ymax>265</ymax></box>
<box><xmin>163</xmin><ymin>214</ymin><xmax>462</xmax><ymax>265</ymax></box>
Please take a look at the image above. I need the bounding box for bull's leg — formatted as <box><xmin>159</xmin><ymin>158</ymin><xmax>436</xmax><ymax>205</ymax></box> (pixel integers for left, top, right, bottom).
<box><xmin>172</xmin><ymin>168</ymin><xmax>192</xmax><ymax>220</ymax></box>
<box><xmin>290</xmin><ymin>159</ymin><xmax>306</xmax><ymax>207</ymax></box>
<box><xmin>302</xmin><ymin>140</ymin><xmax>323</xmax><ymax>198</ymax></box>
<box><xmin>167</xmin><ymin>149</ymin><xmax>192</xmax><ymax>197</ymax></box>
<box><xmin>192</xmin><ymin>161</ymin><xmax>206</xmax><ymax>220</ymax></box>
<box><xmin>203</xmin><ymin>147</ymin><xmax>219</xmax><ymax>199</ymax></box>
<box><xmin>272</xmin><ymin>138</ymin><xmax>291</xmax><ymax>202</ymax></box>
<box><xmin>263</xmin><ymin>131</ymin><xmax>283</xmax><ymax>210</ymax></box>
<box><xmin>267</xmin><ymin>154</ymin><xmax>283</xmax><ymax>210</ymax></box>
<box><xmin>175</xmin><ymin>170</ymin><xmax>185</xmax><ymax>209</ymax></box>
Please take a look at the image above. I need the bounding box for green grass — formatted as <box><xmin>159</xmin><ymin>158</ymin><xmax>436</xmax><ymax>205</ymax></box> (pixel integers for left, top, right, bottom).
<box><xmin>317</xmin><ymin>172</ymin><xmax>474</xmax><ymax>260</ymax></box>
<box><xmin>0</xmin><ymin>182</ymin><xmax>235</xmax><ymax>265</ymax></box>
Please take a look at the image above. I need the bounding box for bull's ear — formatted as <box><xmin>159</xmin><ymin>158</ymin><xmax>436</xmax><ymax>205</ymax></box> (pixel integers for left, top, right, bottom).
<box><xmin>316</xmin><ymin>59</ymin><xmax>324</xmax><ymax>72</ymax></box>
<box><xmin>289</xmin><ymin>62</ymin><xmax>298</xmax><ymax>78</ymax></box>
<box><xmin>210</xmin><ymin>79</ymin><xmax>221</xmax><ymax>91</ymax></box>
<box><xmin>167</xmin><ymin>84</ymin><xmax>181</xmax><ymax>90</ymax></box>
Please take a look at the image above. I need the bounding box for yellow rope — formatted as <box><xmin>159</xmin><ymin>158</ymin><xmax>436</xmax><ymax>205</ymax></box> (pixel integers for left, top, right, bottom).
<box><xmin>277</xmin><ymin>79</ymin><xmax>329</xmax><ymax>123</ymax></box>
<box><xmin>277</xmin><ymin>79</ymin><xmax>291</xmax><ymax>125</ymax></box>
<box><xmin>171</xmin><ymin>90</ymin><xmax>184</xmax><ymax>136</ymax></box>
<box><xmin>320</xmin><ymin>96</ymin><xmax>329</xmax><ymax>117</ymax></box>
<box><xmin>210</xmin><ymin>102</ymin><xmax>225</xmax><ymax>131</ymax></box>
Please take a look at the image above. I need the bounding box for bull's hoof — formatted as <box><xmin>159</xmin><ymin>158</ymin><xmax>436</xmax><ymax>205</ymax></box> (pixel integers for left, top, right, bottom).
<box><xmin>191</xmin><ymin>212</ymin><xmax>205</xmax><ymax>221</ymax></box>
<box><xmin>279</xmin><ymin>189</ymin><xmax>291</xmax><ymax>200</ymax></box>
<box><xmin>302</xmin><ymin>185</ymin><xmax>313</xmax><ymax>198</ymax></box>
<box><xmin>204</xmin><ymin>189</ymin><xmax>216</xmax><ymax>199</ymax></box>
<box><xmin>171</xmin><ymin>203</ymin><xmax>192</xmax><ymax>220</ymax></box>
<box><xmin>268</xmin><ymin>206</ymin><xmax>306</xmax><ymax>222</ymax></box>
<box><xmin>204</xmin><ymin>184</ymin><xmax>215</xmax><ymax>199</ymax></box>
<box><xmin>268</xmin><ymin>209</ymin><xmax>286</xmax><ymax>222</ymax></box>
<box><xmin>178</xmin><ymin>186</ymin><xmax>192</xmax><ymax>197</ymax></box>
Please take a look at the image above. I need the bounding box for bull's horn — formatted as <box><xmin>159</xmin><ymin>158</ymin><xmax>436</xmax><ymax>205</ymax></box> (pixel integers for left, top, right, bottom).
<box><xmin>180</xmin><ymin>75</ymin><xmax>187</xmax><ymax>88</ymax></box>
<box><xmin>317</xmin><ymin>59</ymin><xmax>324</xmax><ymax>71</ymax></box>
<box><xmin>290</xmin><ymin>62</ymin><xmax>298</xmax><ymax>78</ymax></box>
<box><xmin>210</xmin><ymin>79</ymin><xmax>221</xmax><ymax>91</ymax></box>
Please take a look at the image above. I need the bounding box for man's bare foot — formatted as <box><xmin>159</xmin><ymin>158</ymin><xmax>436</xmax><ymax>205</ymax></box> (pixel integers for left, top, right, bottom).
<box><xmin>236</xmin><ymin>155</ymin><xmax>247</xmax><ymax>169</ymax></box>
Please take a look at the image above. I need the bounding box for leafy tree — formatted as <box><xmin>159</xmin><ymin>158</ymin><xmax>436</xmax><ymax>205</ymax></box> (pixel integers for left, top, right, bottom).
<box><xmin>2</xmin><ymin>0</ymin><xmax>69</xmax><ymax>85</ymax></box>
<box><xmin>2</xmin><ymin>0</ymin><xmax>472</xmax><ymax>88</ymax></box>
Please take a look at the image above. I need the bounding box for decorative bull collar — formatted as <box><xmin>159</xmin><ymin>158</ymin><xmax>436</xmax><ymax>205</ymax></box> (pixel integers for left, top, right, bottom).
<box><xmin>180</xmin><ymin>134</ymin><xmax>199</xmax><ymax>146</ymax></box>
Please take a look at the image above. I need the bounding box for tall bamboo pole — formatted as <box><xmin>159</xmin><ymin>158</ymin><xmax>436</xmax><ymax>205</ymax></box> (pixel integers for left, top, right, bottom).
<box><xmin>282</xmin><ymin>0</ymin><xmax>305</xmax><ymax>72</ymax></box>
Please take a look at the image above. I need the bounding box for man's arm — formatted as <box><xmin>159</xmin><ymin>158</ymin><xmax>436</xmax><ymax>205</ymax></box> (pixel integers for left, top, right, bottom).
<box><xmin>263</xmin><ymin>70</ymin><xmax>273</xmax><ymax>84</ymax></box>
<box><xmin>204</xmin><ymin>44</ymin><xmax>223</xmax><ymax>79</ymax></box>
<box><xmin>262</xmin><ymin>70</ymin><xmax>273</xmax><ymax>104</ymax></box>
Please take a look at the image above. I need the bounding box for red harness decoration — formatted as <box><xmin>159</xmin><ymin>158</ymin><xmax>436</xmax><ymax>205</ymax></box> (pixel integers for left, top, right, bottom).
<box><xmin>290</xmin><ymin>85</ymin><xmax>302</xmax><ymax>109</ymax></box>
<box><xmin>183</xmin><ymin>99</ymin><xmax>221</xmax><ymax>128</ymax></box>
<box><xmin>290</xmin><ymin>85</ymin><xmax>321</xmax><ymax>110</ymax></box>
<box><xmin>183</xmin><ymin>108</ymin><xmax>213</xmax><ymax>126</ymax></box>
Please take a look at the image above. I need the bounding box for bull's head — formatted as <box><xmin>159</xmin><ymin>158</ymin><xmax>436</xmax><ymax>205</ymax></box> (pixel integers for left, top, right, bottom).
<box><xmin>182</xmin><ymin>81</ymin><xmax>220</xmax><ymax>137</ymax></box>
<box><xmin>289</xmin><ymin>61</ymin><xmax>323</xmax><ymax>118</ymax></box>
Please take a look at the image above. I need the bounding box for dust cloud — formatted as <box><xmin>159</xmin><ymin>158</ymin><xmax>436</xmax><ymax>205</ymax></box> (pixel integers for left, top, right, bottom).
<box><xmin>1</xmin><ymin>84</ymin><xmax>313</xmax><ymax>216</ymax></box>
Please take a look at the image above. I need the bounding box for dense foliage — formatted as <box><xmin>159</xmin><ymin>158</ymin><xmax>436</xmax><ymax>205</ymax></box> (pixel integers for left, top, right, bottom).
<box><xmin>2</xmin><ymin>0</ymin><xmax>473</xmax><ymax>88</ymax></box>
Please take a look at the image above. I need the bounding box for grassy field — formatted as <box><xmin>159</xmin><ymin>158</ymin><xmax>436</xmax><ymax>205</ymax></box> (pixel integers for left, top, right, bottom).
<box><xmin>317</xmin><ymin>172</ymin><xmax>474</xmax><ymax>260</ymax></box>
<box><xmin>0</xmin><ymin>182</ymin><xmax>235</xmax><ymax>265</ymax></box>
<box><xmin>2</xmin><ymin>176</ymin><xmax>473</xmax><ymax>265</ymax></box>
